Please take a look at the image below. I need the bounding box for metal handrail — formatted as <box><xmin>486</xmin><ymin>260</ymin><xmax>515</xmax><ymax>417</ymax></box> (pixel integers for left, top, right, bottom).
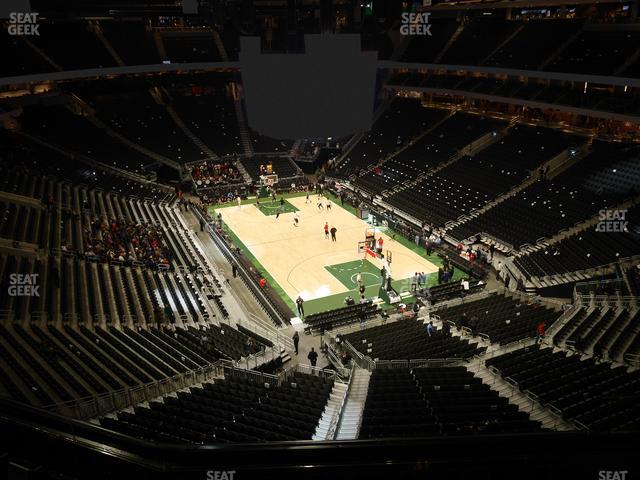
<box><xmin>327</xmin><ymin>363</ymin><xmax>356</xmax><ymax>440</ymax></box>
<box><xmin>236</xmin><ymin>316</ymin><xmax>294</xmax><ymax>352</ymax></box>
<box><xmin>623</xmin><ymin>353</ymin><xmax>640</xmax><ymax>367</ymax></box>
<box><xmin>42</xmin><ymin>360</ymin><xmax>229</xmax><ymax>420</ymax></box>
<box><xmin>286</xmin><ymin>364</ymin><xmax>337</xmax><ymax>382</ymax></box>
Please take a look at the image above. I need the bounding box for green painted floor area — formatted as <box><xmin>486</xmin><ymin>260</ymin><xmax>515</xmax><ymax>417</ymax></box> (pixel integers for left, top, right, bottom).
<box><xmin>325</xmin><ymin>259</ymin><xmax>382</xmax><ymax>289</ymax></box>
<box><xmin>255</xmin><ymin>199</ymin><xmax>299</xmax><ymax>216</ymax></box>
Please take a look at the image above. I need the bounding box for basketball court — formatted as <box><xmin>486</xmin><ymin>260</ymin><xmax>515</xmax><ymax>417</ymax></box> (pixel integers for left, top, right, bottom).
<box><xmin>214</xmin><ymin>194</ymin><xmax>441</xmax><ymax>315</ymax></box>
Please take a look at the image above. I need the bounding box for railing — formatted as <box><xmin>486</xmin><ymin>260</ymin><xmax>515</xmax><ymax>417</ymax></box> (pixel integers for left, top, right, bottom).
<box><xmin>0</xmin><ymin>309</ymin><xmax>15</xmax><ymax>323</ymax></box>
<box><xmin>574</xmin><ymin>278</ymin><xmax>627</xmax><ymax>296</ymax></box>
<box><xmin>327</xmin><ymin>363</ymin><xmax>356</xmax><ymax>440</ymax></box>
<box><xmin>286</xmin><ymin>363</ymin><xmax>338</xmax><ymax>382</ymax></box>
<box><xmin>325</xmin><ymin>345</ymin><xmax>352</xmax><ymax>380</ymax></box>
<box><xmin>236</xmin><ymin>315</ymin><xmax>294</xmax><ymax>352</ymax></box>
<box><xmin>235</xmin><ymin>347</ymin><xmax>272</xmax><ymax>370</ymax></box>
<box><xmin>223</xmin><ymin>363</ymin><xmax>279</xmax><ymax>387</ymax></box>
<box><xmin>198</xmin><ymin>210</ymin><xmax>288</xmax><ymax>326</ymax></box>
<box><xmin>426</xmin><ymin>287</ymin><xmax>504</xmax><ymax>314</ymax></box>
<box><xmin>574</xmin><ymin>294</ymin><xmax>640</xmax><ymax>309</ymax></box>
<box><xmin>573</xmin><ymin>419</ymin><xmax>590</xmax><ymax>431</ymax></box>
<box><xmin>483</xmin><ymin>364</ymin><xmax>571</xmax><ymax>430</ymax></box>
<box><xmin>43</xmin><ymin>361</ymin><xmax>229</xmax><ymax>420</ymax></box>
<box><xmin>356</xmin><ymin>356</ymin><xmax>463</xmax><ymax>371</ymax></box>
<box><xmin>623</xmin><ymin>353</ymin><xmax>640</xmax><ymax>367</ymax></box>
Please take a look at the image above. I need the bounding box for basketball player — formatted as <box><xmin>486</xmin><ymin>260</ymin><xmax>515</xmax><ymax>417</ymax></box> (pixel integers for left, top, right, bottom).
<box><xmin>305</xmin><ymin>192</ymin><xmax>310</xmax><ymax>204</ymax></box>
<box><xmin>326</xmin><ymin>201</ymin><xmax>332</xmax><ymax>211</ymax></box>
<box><xmin>317</xmin><ymin>200</ymin><xmax>324</xmax><ymax>210</ymax></box>
<box><xmin>324</xmin><ymin>222</ymin><xmax>329</xmax><ymax>239</ymax></box>
<box><xmin>276</xmin><ymin>206</ymin><xmax>282</xmax><ymax>220</ymax></box>
<box><xmin>293</xmin><ymin>211</ymin><xmax>299</xmax><ymax>227</ymax></box>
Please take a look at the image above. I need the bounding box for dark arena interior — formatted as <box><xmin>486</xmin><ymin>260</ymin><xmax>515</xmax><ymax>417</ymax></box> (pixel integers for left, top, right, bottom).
<box><xmin>1</xmin><ymin>0</ymin><xmax>640</xmax><ymax>479</ymax></box>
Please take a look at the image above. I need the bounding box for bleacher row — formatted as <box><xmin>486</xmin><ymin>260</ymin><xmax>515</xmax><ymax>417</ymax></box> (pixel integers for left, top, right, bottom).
<box><xmin>100</xmin><ymin>371</ymin><xmax>334</xmax><ymax>443</ymax></box>
<box><xmin>5</xmin><ymin>79</ymin><xmax>292</xmax><ymax>179</ymax></box>
<box><xmin>239</xmin><ymin>156</ymin><xmax>302</xmax><ymax>182</ymax></box>
<box><xmin>335</xmin><ymin>97</ymin><xmax>639</xmax><ymax>281</ymax></box>
<box><xmin>0</xmin><ymin>135</ymin><xmax>174</xmax><ymax>202</ymax></box>
<box><xmin>0</xmin><ymin>322</ymin><xmax>268</xmax><ymax>408</ymax></box>
<box><xmin>553</xmin><ymin>304</ymin><xmax>640</xmax><ymax>363</ymax></box>
<box><xmin>304</xmin><ymin>301</ymin><xmax>379</xmax><ymax>332</ymax></box>
<box><xmin>352</xmin><ymin>111</ymin><xmax>508</xmax><ymax>195</ymax></box>
<box><xmin>450</xmin><ymin>141</ymin><xmax>639</xmax><ymax>249</ymax></box>
<box><xmin>487</xmin><ymin>346</ymin><xmax>640</xmax><ymax>431</ymax></box>
<box><xmin>401</xmin><ymin>17</ymin><xmax>638</xmax><ymax>77</ymax></box>
<box><xmin>435</xmin><ymin>293</ymin><xmax>561</xmax><ymax>345</ymax></box>
<box><xmin>388</xmin><ymin>71</ymin><xmax>640</xmax><ymax>118</ymax></box>
<box><xmin>338</xmin><ymin>293</ymin><xmax>561</xmax><ymax>362</ymax></box>
<box><xmin>426</xmin><ymin>278</ymin><xmax>485</xmax><ymax>304</ymax></box>
<box><xmin>343</xmin><ymin>316</ymin><xmax>484</xmax><ymax>361</ymax></box>
<box><xmin>384</xmin><ymin>123</ymin><xmax>583</xmax><ymax>228</ymax></box>
<box><xmin>360</xmin><ymin>367</ymin><xmax>541</xmax><ymax>438</ymax></box>
<box><xmin>515</xmin><ymin>205</ymin><xmax>640</xmax><ymax>280</ymax></box>
<box><xmin>3</xmin><ymin>18</ymin><xmax>638</xmax><ymax>78</ymax></box>
<box><xmin>0</xmin><ymin>162</ymin><xmax>231</xmax><ymax>325</ymax></box>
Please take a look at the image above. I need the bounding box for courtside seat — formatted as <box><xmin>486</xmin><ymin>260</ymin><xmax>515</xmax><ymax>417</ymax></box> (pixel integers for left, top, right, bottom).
<box><xmin>304</xmin><ymin>302</ymin><xmax>379</xmax><ymax>332</ymax></box>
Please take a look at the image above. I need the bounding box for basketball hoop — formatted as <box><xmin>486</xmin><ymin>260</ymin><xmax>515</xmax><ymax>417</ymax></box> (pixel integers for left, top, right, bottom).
<box><xmin>260</xmin><ymin>174</ymin><xmax>278</xmax><ymax>187</ymax></box>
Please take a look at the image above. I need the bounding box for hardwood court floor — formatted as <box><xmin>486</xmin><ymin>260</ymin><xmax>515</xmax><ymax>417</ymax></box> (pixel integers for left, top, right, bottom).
<box><xmin>217</xmin><ymin>195</ymin><xmax>438</xmax><ymax>308</ymax></box>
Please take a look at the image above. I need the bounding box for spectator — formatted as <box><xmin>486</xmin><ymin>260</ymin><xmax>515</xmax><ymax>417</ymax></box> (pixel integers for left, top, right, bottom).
<box><xmin>340</xmin><ymin>350</ymin><xmax>351</xmax><ymax>366</ymax></box>
<box><xmin>537</xmin><ymin>321</ymin><xmax>546</xmax><ymax>343</ymax></box>
<box><xmin>296</xmin><ymin>296</ymin><xmax>305</xmax><ymax>317</ymax></box>
<box><xmin>307</xmin><ymin>347</ymin><xmax>318</xmax><ymax>367</ymax></box>
<box><xmin>459</xmin><ymin>313</ymin><xmax>469</xmax><ymax>334</ymax></box>
<box><xmin>426</xmin><ymin>321</ymin><xmax>436</xmax><ymax>337</ymax></box>
<box><xmin>293</xmin><ymin>331</ymin><xmax>300</xmax><ymax>355</ymax></box>
<box><xmin>442</xmin><ymin>320</ymin><xmax>451</xmax><ymax>337</ymax></box>
<box><xmin>164</xmin><ymin>305</ymin><xmax>173</xmax><ymax>325</ymax></box>
<box><xmin>469</xmin><ymin>315</ymin><xmax>479</xmax><ymax>336</ymax></box>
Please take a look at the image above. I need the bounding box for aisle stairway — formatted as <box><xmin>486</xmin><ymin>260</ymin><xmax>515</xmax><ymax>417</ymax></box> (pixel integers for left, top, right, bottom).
<box><xmin>234</xmin><ymin>100</ymin><xmax>253</xmax><ymax>156</ymax></box>
<box><xmin>335</xmin><ymin>368</ymin><xmax>371</xmax><ymax>440</ymax></box>
<box><xmin>313</xmin><ymin>380</ymin><xmax>348</xmax><ymax>440</ymax></box>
